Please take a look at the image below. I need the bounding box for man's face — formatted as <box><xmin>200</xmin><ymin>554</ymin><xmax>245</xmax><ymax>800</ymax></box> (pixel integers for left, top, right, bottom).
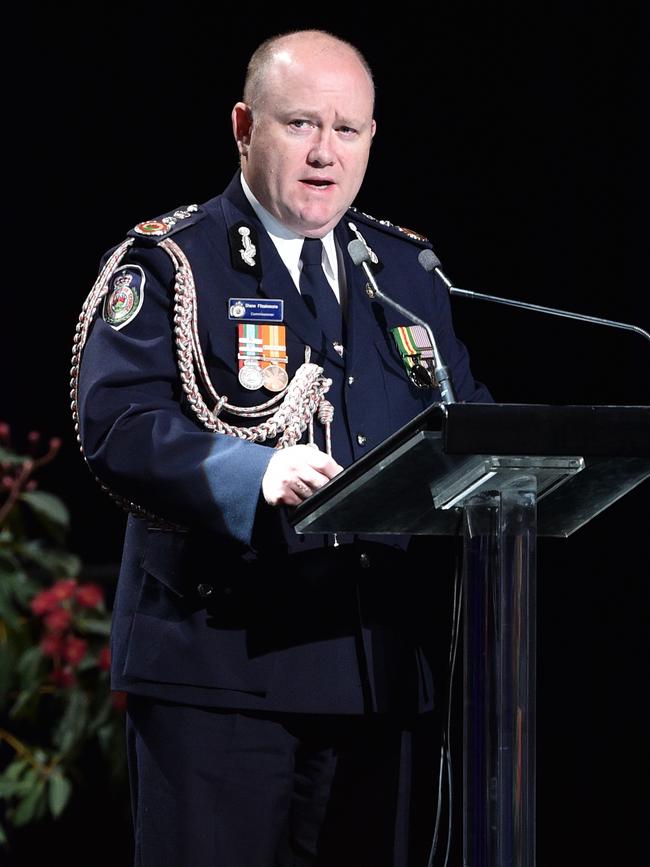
<box><xmin>233</xmin><ymin>45</ymin><xmax>376</xmax><ymax>238</ymax></box>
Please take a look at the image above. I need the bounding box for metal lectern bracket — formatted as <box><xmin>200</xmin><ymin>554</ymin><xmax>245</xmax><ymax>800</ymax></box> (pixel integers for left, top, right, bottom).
<box><xmin>430</xmin><ymin>455</ymin><xmax>585</xmax><ymax>510</ymax></box>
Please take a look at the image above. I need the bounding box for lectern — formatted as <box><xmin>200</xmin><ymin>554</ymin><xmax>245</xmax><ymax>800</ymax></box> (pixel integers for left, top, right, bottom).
<box><xmin>291</xmin><ymin>403</ymin><xmax>650</xmax><ymax>867</ymax></box>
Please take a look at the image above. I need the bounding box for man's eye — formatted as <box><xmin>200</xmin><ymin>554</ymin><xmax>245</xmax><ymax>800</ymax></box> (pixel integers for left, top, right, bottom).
<box><xmin>338</xmin><ymin>126</ymin><xmax>358</xmax><ymax>136</ymax></box>
<box><xmin>289</xmin><ymin>119</ymin><xmax>312</xmax><ymax>129</ymax></box>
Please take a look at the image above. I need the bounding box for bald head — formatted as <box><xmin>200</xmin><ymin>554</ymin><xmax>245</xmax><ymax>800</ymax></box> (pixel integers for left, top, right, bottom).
<box><xmin>243</xmin><ymin>30</ymin><xmax>375</xmax><ymax>113</ymax></box>
<box><xmin>232</xmin><ymin>29</ymin><xmax>377</xmax><ymax>237</ymax></box>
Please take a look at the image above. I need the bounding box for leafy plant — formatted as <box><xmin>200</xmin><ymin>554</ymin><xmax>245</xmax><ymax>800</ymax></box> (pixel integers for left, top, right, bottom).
<box><xmin>0</xmin><ymin>422</ymin><xmax>126</xmax><ymax>846</ymax></box>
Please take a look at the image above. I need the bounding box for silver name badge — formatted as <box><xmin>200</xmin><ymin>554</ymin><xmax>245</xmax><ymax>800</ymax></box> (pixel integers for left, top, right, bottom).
<box><xmin>228</xmin><ymin>298</ymin><xmax>284</xmax><ymax>322</ymax></box>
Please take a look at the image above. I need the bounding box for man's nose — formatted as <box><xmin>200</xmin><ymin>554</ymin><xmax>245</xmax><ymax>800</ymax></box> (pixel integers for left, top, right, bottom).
<box><xmin>307</xmin><ymin>130</ymin><xmax>335</xmax><ymax>166</ymax></box>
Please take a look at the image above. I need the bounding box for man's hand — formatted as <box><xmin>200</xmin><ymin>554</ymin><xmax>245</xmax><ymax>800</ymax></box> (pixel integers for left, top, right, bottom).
<box><xmin>261</xmin><ymin>445</ymin><xmax>343</xmax><ymax>506</ymax></box>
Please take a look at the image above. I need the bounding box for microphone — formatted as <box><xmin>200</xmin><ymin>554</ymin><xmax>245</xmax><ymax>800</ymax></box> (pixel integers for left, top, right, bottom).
<box><xmin>347</xmin><ymin>239</ymin><xmax>457</xmax><ymax>403</ymax></box>
<box><xmin>417</xmin><ymin>248</ymin><xmax>650</xmax><ymax>343</ymax></box>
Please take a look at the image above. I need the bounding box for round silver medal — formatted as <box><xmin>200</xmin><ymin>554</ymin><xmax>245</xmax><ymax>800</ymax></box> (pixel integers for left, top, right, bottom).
<box><xmin>238</xmin><ymin>364</ymin><xmax>264</xmax><ymax>390</ymax></box>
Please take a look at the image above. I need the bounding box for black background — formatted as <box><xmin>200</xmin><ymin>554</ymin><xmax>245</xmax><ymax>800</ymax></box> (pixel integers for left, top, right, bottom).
<box><xmin>2</xmin><ymin>3</ymin><xmax>647</xmax><ymax>864</ymax></box>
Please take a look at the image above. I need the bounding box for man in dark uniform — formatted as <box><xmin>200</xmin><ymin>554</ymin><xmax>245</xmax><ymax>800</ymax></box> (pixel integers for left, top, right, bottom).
<box><xmin>74</xmin><ymin>29</ymin><xmax>490</xmax><ymax>866</ymax></box>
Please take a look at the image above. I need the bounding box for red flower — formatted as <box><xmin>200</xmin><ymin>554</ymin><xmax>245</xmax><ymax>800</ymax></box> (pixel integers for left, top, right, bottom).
<box><xmin>98</xmin><ymin>646</ymin><xmax>111</xmax><ymax>671</ymax></box>
<box><xmin>111</xmin><ymin>691</ymin><xmax>127</xmax><ymax>712</ymax></box>
<box><xmin>63</xmin><ymin>635</ymin><xmax>88</xmax><ymax>666</ymax></box>
<box><xmin>40</xmin><ymin>633</ymin><xmax>64</xmax><ymax>658</ymax></box>
<box><xmin>44</xmin><ymin>608</ymin><xmax>72</xmax><ymax>634</ymax></box>
<box><xmin>51</xmin><ymin>666</ymin><xmax>76</xmax><ymax>689</ymax></box>
<box><xmin>51</xmin><ymin>579</ymin><xmax>77</xmax><ymax>602</ymax></box>
<box><xmin>30</xmin><ymin>588</ymin><xmax>59</xmax><ymax>616</ymax></box>
<box><xmin>75</xmin><ymin>583</ymin><xmax>104</xmax><ymax>609</ymax></box>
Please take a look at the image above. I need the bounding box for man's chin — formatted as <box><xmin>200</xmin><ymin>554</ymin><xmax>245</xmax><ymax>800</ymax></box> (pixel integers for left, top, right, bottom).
<box><xmin>290</xmin><ymin>206</ymin><xmax>346</xmax><ymax>238</ymax></box>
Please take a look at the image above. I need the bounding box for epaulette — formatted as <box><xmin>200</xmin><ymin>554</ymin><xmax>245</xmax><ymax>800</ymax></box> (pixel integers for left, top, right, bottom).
<box><xmin>347</xmin><ymin>206</ymin><xmax>431</xmax><ymax>245</ymax></box>
<box><xmin>126</xmin><ymin>204</ymin><xmax>206</xmax><ymax>246</ymax></box>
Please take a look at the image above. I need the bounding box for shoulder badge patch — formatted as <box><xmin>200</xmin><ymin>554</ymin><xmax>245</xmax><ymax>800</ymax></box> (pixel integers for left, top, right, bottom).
<box><xmin>102</xmin><ymin>265</ymin><xmax>145</xmax><ymax>330</ymax></box>
<box><xmin>127</xmin><ymin>204</ymin><xmax>204</xmax><ymax>244</ymax></box>
<box><xmin>395</xmin><ymin>225</ymin><xmax>429</xmax><ymax>242</ymax></box>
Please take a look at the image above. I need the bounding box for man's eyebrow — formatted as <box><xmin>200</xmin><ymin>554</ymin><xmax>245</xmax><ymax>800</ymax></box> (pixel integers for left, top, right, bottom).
<box><xmin>281</xmin><ymin>108</ymin><xmax>321</xmax><ymax>119</ymax></box>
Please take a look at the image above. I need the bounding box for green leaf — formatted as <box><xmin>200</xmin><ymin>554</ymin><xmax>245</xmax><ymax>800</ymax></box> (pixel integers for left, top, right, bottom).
<box><xmin>76</xmin><ymin>617</ymin><xmax>111</xmax><ymax>637</ymax></box>
<box><xmin>0</xmin><ymin>778</ymin><xmax>19</xmax><ymax>797</ymax></box>
<box><xmin>17</xmin><ymin>645</ymin><xmax>43</xmax><ymax>687</ymax></box>
<box><xmin>0</xmin><ymin>446</ymin><xmax>27</xmax><ymax>465</ymax></box>
<box><xmin>19</xmin><ymin>492</ymin><xmax>70</xmax><ymax>530</ymax></box>
<box><xmin>96</xmin><ymin>722</ymin><xmax>114</xmax><ymax>756</ymax></box>
<box><xmin>9</xmin><ymin>686</ymin><xmax>41</xmax><ymax>719</ymax></box>
<box><xmin>19</xmin><ymin>491</ymin><xmax>70</xmax><ymax>545</ymax></box>
<box><xmin>0</xmin><ymin>778</ymin><xmax>31</xmax><ymax>798</ymax></box>
<box><xmin>10</xmin><ymin>569</ymin><xmax>41</xmax><ymax>607</ymax></box>
<box><xmin>48</xmin><ymin>772</ymin><xmax>72</xmax><ymax>817</ymax></box>
<box><xmin>10</xmin><ymin>647</ymin><xmax>45</xmax><ymax>717</ymax></box>
<box><xmin>87</xmin><ymin>691</ymin><xmax>114</xmax><ymax>735</ymax></box>
<box><xmin>100</xmin><ymin>722</ymin><xmax>127</xmax><ymax>783</ymax></box>
<box><xmin>53</xmin><ymin>689</ymin><xmax>88</xmax><ymax>755</ymax></box>
<box><xmin>15</xmin><ymin>541</ymin><xmax>81</xmax><ymax>577</ymax></box>
<box><xmin>11</xmin><ymin>777</ymin><xmax>46</xmax><ymax>827</ymax></box>
<box><xmin>34</xmin><ymin>788</ymin><xmax>48</xmax><ymax>821</ymax></box>
<box><xmin>2</xmin><ymin>759</ymin><xmax>30</xmax><ymax>782</ymax></box>
<box><xmin>0</xmin><ymin>580</ymin><xmax>22</xmax><ymax>631</ymax></box>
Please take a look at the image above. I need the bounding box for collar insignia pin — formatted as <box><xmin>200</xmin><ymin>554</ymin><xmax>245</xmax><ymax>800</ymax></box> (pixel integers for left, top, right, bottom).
<box><xmin>347</xmin><ymin>221</ymin><xmax>379</xmax><ymax>264</ymax></box>
<box><xmin>238</xmin><ymin>226</ymin><xmax>257</xmax><ymax>267</ymax></box>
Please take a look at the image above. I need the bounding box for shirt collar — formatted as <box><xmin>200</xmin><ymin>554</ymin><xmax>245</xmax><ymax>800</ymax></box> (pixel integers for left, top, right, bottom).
<box><xmin>240</xmin><ymin>174</ymin><xmax>338</xmax><ymax>283</ymax></box>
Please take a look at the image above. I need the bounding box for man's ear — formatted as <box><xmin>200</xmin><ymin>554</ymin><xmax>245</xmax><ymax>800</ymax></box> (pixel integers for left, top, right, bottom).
<box><xmin>232</xmin><ymin>102</ymin><xmax>253</xmax><ymax>156</ymax></box>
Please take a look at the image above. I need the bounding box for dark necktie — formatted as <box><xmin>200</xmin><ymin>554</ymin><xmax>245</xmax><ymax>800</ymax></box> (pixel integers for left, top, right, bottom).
<box><xmin>299</xmin><ymin>237</ymin><xmax>341</xmax><ymax>345</ymax></box>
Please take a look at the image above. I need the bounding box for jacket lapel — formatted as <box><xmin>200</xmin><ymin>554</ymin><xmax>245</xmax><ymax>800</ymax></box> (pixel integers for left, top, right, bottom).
<box><xmin>336</xmin><ymin>216</ymin><xmax>376</xmax><ymax>371</ymax></box>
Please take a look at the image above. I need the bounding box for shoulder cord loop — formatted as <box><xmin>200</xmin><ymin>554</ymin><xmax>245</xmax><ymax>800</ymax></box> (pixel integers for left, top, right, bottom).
<box><xmin>70</xmin><ymin>238</ymin><xmax>335</xmax><ymax>525</ymax></box>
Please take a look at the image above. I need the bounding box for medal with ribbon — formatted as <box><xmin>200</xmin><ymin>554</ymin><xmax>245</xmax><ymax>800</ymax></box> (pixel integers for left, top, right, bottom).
<box><xmin>237</xmin><ymin>323</ymin><xmax>288</xmax><ymax>392</ymax></box>
<box><xmin>390</xmin><ymin>325</ymin><xmax>435</xmax><ymax>388</ymax></box>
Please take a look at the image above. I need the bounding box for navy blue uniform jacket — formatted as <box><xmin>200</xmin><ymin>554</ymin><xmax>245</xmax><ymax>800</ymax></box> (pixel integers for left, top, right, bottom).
<box><xmin>78</xmin><ymin>174</ymin><xmax>491</xmax><ymax>715</ymax></box>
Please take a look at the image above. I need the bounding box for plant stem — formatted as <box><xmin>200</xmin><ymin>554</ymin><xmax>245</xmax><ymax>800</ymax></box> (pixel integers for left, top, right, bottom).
<box><xmin>0</xmin><ymin>729</ymin><xmax>60</xmax><ymax>776</ymax></box>
<box><xmin>0</xmin><ymin>461</ymin><xmax>34</xmax><ymax>527</ymax></box>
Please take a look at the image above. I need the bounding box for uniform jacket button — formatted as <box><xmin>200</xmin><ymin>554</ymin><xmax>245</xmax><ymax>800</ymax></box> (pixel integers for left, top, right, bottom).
<box><xmin>197</xmin><ymin>583</ymin><xmax>214</xmax><ymax>598</ymax></box>
<box><xmin>356</xmin><ymin>433</ymin><xmax>367</xmax><ymax>446</ymax></box>
<box><xmin>359</xmin><ymin>552</ymin><xmax>371</xmax><ymax>568</ymax></box>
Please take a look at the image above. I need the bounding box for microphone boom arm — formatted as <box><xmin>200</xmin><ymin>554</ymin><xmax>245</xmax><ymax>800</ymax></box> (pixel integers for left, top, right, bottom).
<box><xmin>418</xmin><ymin>248</ymin><xmax>650</xmax><ymax>344</ymax></box>
<box><xmin>447</xmin><ymin>284</ymin><xmax>650</xmax><ymax>343</ymax></box>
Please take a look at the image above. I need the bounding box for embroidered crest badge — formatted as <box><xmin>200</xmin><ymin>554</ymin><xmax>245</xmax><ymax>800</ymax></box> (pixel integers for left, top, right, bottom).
<box><xmin>102</xmin><ymin>265</ymin><xmax>145</xmax><ymax>330</ymax></box>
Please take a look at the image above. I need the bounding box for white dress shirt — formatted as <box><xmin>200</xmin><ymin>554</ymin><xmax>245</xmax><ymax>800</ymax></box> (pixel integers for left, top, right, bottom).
<box><xmin>240</xmin><ymin>174</ymin><xmax>344</xmax><ymax>303</ymax></box>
